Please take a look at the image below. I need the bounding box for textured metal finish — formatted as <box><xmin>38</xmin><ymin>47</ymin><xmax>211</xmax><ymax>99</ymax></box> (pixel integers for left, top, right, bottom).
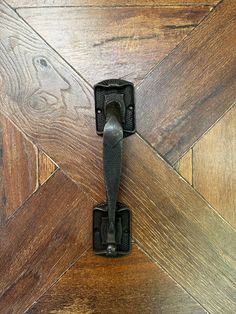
<box><xmin>93</xmin><ymin>79</ymin><xmax>135</xmax><ymax>257</ymax></box>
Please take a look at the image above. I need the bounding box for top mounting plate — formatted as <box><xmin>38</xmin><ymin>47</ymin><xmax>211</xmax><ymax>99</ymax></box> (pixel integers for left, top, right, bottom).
<box><xmin>94</xmin><ymin>79</ymin><xmax>135</xmax><ymax>137</ymax></box>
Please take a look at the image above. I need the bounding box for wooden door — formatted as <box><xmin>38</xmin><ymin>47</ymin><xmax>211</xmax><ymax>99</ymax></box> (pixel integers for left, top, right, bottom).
<box><xmin>0</xmin><ymin>0</ymin><xmax>235</xmax><ymax>313</ymax></box>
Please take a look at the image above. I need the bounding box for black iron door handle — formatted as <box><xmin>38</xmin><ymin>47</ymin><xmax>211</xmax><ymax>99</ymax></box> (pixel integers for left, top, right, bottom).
<box><xmin>93</xmin><ymin>79</ymin><xmax>135</xmax><ymax>257</ymax></box>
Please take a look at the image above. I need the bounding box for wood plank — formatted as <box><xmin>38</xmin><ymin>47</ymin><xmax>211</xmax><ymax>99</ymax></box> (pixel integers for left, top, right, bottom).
<box><xmin>38</xmin><ymin>150</ymin><xmax>57</xmax><ymax>185</ymax></box>
<box><xmin>17</xmin><ymin>6</ymin><xmax>211</xmax><ymax>86</ymax></box>
<box><xmin>136</xmin><ymin>0</ymin><xmax>236</xmax><ymax>164</ymax></box>
<box><xmin>0</xmin><ymin>114</ymin><xmax>38</xmax><ymax>223</ymax></box>
<box><xmin>7</xmin><ymin>0</ymin><xmax>219</xmax><ymax>9</ymax></box>
<box><xmin>175</xmin><ymin>149</ymin><xmax>192</xmax><ymax>185</ymax></box>
<box><xmin>193</xmin><ymin>104</ymin><xmax>236</xmax><ymax>228</ymax></box>
<box><xmin>0</xmin><ymin>2</ymin><xmax>235</xmax><ymax>312</ymax></box>
<box><xmin>26</xmin><ymin>245</ymin><xmax>206</xmax><ymax>314</ymax></box>
<box><xmin>122</xmin><ymin>135</ymin><xmax>236</xmax><ymax>313</ymax></box>
<box><xmin>0</xmin><ymin>170</ymin><xmax>93</xmax><ymax>314</ymax></box>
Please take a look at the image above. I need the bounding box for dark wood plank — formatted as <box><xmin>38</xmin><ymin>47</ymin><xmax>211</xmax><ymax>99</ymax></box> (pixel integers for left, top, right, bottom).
<box><xmin>17</xmin><ymin>6</ymin><xmax>211</xmax><ymax>86</ymax></box>
<box><xmin>121</xmin><ymin>135</ymin><xmax>236</xmax><ymax>313</ymax></box>
<box><xmin>0</xmin><ymin>170</ymin><xmax>93</xmax><ymax>314</ymax></box>
<box><xmin>0</xmin><ymin>114</ymin><xmax>38</xmax><ymax>223</ymax></box>
<box><xmin>136</xmin><ymin>0</ymin><xmax>236</xmax><ymax>164</ymax></box>
<box><xmin>0</xmin><ymin>2</ymin><xmax>235</xmax><ymax>312</ymax></box>
<box><xmin>26</xmin><ymin>245</ymin><xmax>205</xmax><ymax>314</ymax></box>
<box><xmin>7</xmin><ymin>0</ymin><xmax>219</xmax><ymax>8</ymax></box>
<box><xmin>193</xmin><ymin>104</ymin><xmax>236</xmax><ymax>228</ymax></box>
<box><xmin>38</xmin><ymin>150</ymin><xmax>57</xmax><ymax>185</ymax></box>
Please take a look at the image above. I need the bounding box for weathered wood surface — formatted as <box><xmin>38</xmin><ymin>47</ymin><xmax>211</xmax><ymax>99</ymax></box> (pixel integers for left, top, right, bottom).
<box><xmin>136</xmin><ymin>0</ymin><xmax>236</xmax><ymax>164</ymax></box>
<box><xmin>0</xmin><ymin>114</ymin><xmax>37</xmax><ymax>223</ymax></box>
<box><xmin>17</xmin><ymin>6</ymin><xmax>211</xmax><ymax>86</ymax></box>
<box><xmin>121</xmin><ymin>135</ymin><xmax>236</xmax><ymax>313</ymax></box>
<box><xmin>8</xmin><ymin>0</ymin><xmax>219</xmax><ymax>8</ymax></box>
<box><xmin>0</xmin><ymin>1</ymin><xmax>235</xmax><ymax>313</ymax></box>
<box><xmin>26</xmin><ymin>245</ymin><xmax>206</xmax><ymax>314</ymax></box>
<box><xmin>0</xmin><ymin>170</ymin><xmax>93</xmax><ymax>314</ymax></box>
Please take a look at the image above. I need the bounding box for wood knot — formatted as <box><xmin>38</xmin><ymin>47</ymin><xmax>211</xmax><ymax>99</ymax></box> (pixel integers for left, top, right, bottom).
<box><xmin>39</xmin><ymin>58</ymin><xmax>48</xmax><ymax>67</ymax></box>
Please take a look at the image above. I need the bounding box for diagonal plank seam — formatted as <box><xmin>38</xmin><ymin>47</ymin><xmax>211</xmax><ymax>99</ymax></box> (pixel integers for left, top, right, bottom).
<box><xmin>0</xmin><ymin>1</ymin><xmax>235</xmax><ymax>312</ymax></box>
<box><xmin>135</xmin><ymin>1</ymin><xmax>218</xmax><ymax>90</ymax></box>
<box><xmin>136</xmin><ymin>243</ymin><xmax>210</xmax><ymax>314</ymax></box>
<box><xmin>23</xmin><ymin>247</ymin><xmax>91</xmax><ymax>314</ymax></box>
<box><xmin>0</xmin><ymin>170</ymin><xmax>93</xmax><ymax>313</ymax></box>
<box><xmin>136</xmin><ymin>132</ymin><xmax>236</xmax><ymax>231</ymax></box>
<box><xmin>176</xmin><ymin>100</ymin><xmax>236</xmax><ymax>164</ymax></box>
<box><xmin>136</xmin><ymin>0</ymin><xmax>236</xmax><ymax>164</ymax></box>
<box><xmin>0</xmin><ymin>115</ymin><xmax>57</xmax><ymax>227</ymax></box>
<box><xmin>14</xmin><ymin>0</ymin><xmax>230</xmax><ymax>171</ymax></box>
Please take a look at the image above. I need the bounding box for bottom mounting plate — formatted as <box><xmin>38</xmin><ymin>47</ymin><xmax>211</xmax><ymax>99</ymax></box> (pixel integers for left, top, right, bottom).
<box><xmin>93</xmin><ymin>202</ymin><xmax>131</xmax><ymax>257</ymax></box>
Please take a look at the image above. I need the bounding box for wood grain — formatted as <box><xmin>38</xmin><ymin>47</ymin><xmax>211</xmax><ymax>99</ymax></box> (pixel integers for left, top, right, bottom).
<box><xmin>26</xmin><ymin>245</ymin><xmax>205</xmax><ymax>314</ymax></box>
<box><xmin>0</xmin><ymin>170</ymin><xmax>93</xmax><ymax>314</ymax></box>
<box><xmin>0</xmin><ymin>114</ymin><xmax>37</xmax><ymax>223</ymax></box>
<box><xmin>121</xmin><ymin>135</ymin><xmax>236</xmax><ymax>313</ymax></box>
<box><xmin>193</xmin><ymin>104</ymin><xmax>236</xmax><ymax>228</ymax></box>
<box><xmin>38</xmin><ymin>150</ymin><xmax>57</xmax><ymax>185</ymax></box>
<box><xmin>7</xmin><ymin>0</ymin><xmax>219</xmax><ymax>9</ymax></box>
<box><xmin>136</xmin><ymin>0</ymin><xmax>236</xmax><ymax>164</ymax></box>
<box><xmin>0</xmin><ymin>2</ymin><xmax>235</xmax><ymax>312</ymax></box>
<box><xmin>17</xmin><ymin>6</ymin><xmax>211</xmax><ymax>86</ymax></box>
<box><xmin>175</xmin><ymin>149</ymin><xmax>192</xmax><ymax>185</ymax></box>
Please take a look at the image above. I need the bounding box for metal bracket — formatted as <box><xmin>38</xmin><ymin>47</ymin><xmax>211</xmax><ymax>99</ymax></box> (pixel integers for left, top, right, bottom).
<box><xmin>94</xmin><ymin>79</ymin><xmax>135</xmax><ymax>137</ymax></box>
<box><xmin>93</xmin><ymin>79</ymin><xmax>135</xmax><ymax>257</ymax></box>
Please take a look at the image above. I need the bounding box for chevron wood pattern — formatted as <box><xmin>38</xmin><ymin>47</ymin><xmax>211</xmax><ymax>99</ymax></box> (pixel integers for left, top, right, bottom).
<box><xmin>0</xmin><ymin>170</ymin><xmax>92</xmax><ymax>313</ymax></box>
<box><xmin>0</xmin><ymin>114</ymin><xmax>38</xmax><ymax>223</ymax></box>
<box><xmin>136</xmin><ymin>0</ymin><xmax>236</xmax><ymax>164</ymax></box>
<box><xmin>0</xmin><ymin>114</ymin><xmax>55</xmax><ymax>225</ymax></box>
<box><xmin>25</xmin><ymin>245</ymin><xmax>206</xmax><ymax>314</ymax></box>
<box><xmin>38</xmin><ymin>150</ymin><xmax>57</xmax><ymax>185</ymax></box>
<box><xmin>176</xmin><ymin>104</ymin><xmax>236</xmax><ymax>228</ymax></box>
<box><xmin>0</xmin><ymin>0</ymin><xmax>235</xmax><ymax>313</ymax></box>
<box><xmin>175</xmin><ymin>149</ymin><xmax>193</xmax><ymax>185</ymax></box>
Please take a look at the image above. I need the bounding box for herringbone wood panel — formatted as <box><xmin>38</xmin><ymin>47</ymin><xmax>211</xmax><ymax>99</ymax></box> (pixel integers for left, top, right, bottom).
<box><xmin>0</xmin><ymin>114</ymin><xmax>56</xmax><ymax>225</ymax></box>
<box><xmin>0</xmin><ymin>0</ymin><xmax>235</xmax><ymax>313</ymax></box>
<box><xmin>136</xmin><ymin>0</ymin><xmax>236</xmax><ymax>164</ymax></box>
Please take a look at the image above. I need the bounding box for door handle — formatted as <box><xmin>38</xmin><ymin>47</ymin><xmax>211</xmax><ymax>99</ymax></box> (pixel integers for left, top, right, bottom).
<box><xmin>93</xmin><ymin>79</ymin><xmax>135</xmax><ymax>257</ymax></box>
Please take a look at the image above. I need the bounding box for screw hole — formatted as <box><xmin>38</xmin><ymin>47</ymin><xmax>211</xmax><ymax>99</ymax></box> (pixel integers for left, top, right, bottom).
<box><xmin>40</xmin><ymin>58</ymin><xmax>47</xmax><ymax>67</ymax></box>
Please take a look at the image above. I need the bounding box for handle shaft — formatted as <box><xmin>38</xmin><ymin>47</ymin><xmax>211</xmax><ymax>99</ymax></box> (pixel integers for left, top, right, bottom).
<box><xmin>103</xmin><ymin>103</ymin><xmax>123</xmax><ymax>244</ymax></box>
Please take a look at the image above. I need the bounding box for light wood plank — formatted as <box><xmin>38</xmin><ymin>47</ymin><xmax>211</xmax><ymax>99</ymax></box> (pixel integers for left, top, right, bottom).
<box><xmin>175</xmin><ymin>149</ymin><xmax>193</xmax><ymax>185</ymax></box>
<box><xmin>0</xmin><ymin>170</ymin><xmax>93</xmax><ymax>313</ymax></box>
<box><xmin>122</xmin><ymin>135</ymin><xmax>236</xmax><ymax>313</ymax></box>
<box><xmin>136</xmin><ymin>0</ymin><xmax>236</xmax><ymax>164</ymax></box>
<box><xmin>193</xmin><ymin>104</ymin><xmax>236</xmax><ymax>228</ymax></box>
<box><xmin>0</xmin><ymin>114</ymin><xmax>38</xmax><ymax>223</ymax></box>
<box><xmin>38</xmin><ymin>150</ymin><xmax>57</xmax><ymax>185</ymax></box>
<box><xmin>7</xmin><ymin>0</ymin><xmax>219</xmax><ymax>9</ymax></box>
<box><xmin>17</xmin><ymin>6</ymin><xmax>211</xmax><ymax>86</ymax></box>
<box><xmin>0</xmin><ymin>2</ymin><xmax>235</xmax><ymax>312</ymax></box>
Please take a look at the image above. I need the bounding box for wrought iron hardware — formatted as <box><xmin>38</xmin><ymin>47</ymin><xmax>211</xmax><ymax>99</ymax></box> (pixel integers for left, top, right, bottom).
<box><xmin>93</xmin><ymin>79</ymin><xmax>135</xmax><ymax>257</ymax></box>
